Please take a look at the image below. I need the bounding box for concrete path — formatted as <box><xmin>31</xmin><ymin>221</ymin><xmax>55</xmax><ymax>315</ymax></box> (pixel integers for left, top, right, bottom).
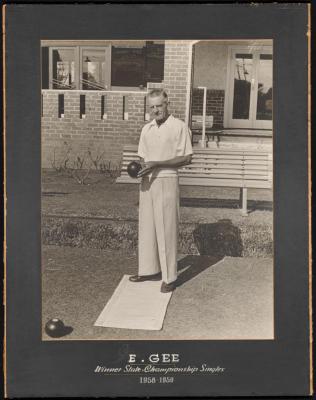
<box><xmin>42</xmin><ymin>245</ymin><xmax>273</xmax><ymax>340</ymax></box>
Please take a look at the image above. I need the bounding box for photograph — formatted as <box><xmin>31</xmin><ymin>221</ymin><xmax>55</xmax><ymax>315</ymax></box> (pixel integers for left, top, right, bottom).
<box><xmin>41</xmin><ymin>39</ymin><xmax>274</xmax><ymax>340</ymax></box>
<box><xmin>4</xmin><ymin>3</ymin><xmax>311</xmax><ymax>398</ymax></box>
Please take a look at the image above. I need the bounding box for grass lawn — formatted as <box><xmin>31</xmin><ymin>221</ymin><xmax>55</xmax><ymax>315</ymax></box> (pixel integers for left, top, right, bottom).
<box><xmin>42</xmin><ymin>170</ymin><xmax>273</xmax><ymax>224</ymax></box>
<box><xmin>41</xmin><ymin>170</ymin><xmax>273</xmax><ymax>257</ymax></box>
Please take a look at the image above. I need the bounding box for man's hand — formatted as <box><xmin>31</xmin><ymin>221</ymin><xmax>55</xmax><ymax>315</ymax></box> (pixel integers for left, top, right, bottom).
<box><xmin>137</xmin><ymin>161</ymin><xmax>157</xmax><ymax>178</ymax></box>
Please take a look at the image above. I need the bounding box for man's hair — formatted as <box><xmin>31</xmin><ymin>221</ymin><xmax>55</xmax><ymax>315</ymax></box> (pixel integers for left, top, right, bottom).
<box><xmin>147</xmin><ymin>88</ymin><xmax>168</xmax><ymax>101</ymax></box>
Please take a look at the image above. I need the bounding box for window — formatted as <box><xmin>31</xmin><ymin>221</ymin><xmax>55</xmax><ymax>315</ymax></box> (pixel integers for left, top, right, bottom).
<box><xmin>81</xmin><ymin>47</ymin><xmax>110</xmax><ymax>90</ymax></box>
<box><xmin>42</xmin><ymin>42</ymin><xmax>164</xmax><ymax>91</ymax></box>
<box><xmin>256</xmin><ymin>54</ymin><xmax>273</xmax><ymax>121</ymax></box>
<box><xmin>111</xmin><ymin>42</ymin><xmax>164</xmax><ymax>88</ymax></box>
<box><xmin>111</xmin><ymin>46</ymin><xmax>145</xmax><ymax>87</ymax></box>
<box><xmin>144</xmin><ymin>42</ymin><xmax>165</xmax><ymax>83</ymax></box>
<box><xmin>225</xmin><ymin>45</ymin><xmax>272</xmax><ymax>129</ymax></box>
<box><xmin>50</xmin><ymin>47</ymin><xmax>77</xmax><ymax>89</ymax></box>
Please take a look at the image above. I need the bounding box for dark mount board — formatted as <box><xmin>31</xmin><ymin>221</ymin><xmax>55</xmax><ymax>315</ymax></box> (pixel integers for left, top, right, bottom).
<box><xmin>4</xmin><ymin>3</ymin><xmax>311</xmax><ymax>398</ymax></box>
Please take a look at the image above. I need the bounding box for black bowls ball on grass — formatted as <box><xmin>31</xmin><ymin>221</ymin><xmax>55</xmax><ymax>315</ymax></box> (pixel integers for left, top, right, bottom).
<box><xmin>127</xmin><ymin>161</ymin><xmax>142</xmax><ymax>178</ymax></box>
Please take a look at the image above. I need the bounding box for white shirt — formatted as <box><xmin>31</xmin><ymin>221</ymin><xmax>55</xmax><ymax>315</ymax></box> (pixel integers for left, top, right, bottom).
<box><xmin>138</xmin><ymin>115</ymin><xmax>193</xmax><ymax>178</ymax></box>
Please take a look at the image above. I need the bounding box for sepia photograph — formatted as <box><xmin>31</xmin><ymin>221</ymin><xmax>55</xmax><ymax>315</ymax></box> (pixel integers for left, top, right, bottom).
<box><xmin>4</xmin><ymin>3</ymin><xmax>311</xmax><ymax>397</ymax></box>
<box><xmin>41</xmin><ymin>39</ymin><xmax>274</xmax><ymax>340</ymax></box>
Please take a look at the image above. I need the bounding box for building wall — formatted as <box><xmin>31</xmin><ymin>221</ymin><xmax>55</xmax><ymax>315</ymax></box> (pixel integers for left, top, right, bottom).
<box><xmin>192</xmin><ymin>40</ymin><xmax>271</xmax><ymax>90</ymax></box>
<box><xmin>41</xmin><ymin>41</ymin><xmax>192</xmax><ymax>168</ymax></box>
<box><xmin>191</xmin><ymin>40</ymin><xmax>272</xmax><ymax>128</ymax></box>
<box><xmin>42</xmin><ymin>90</ymin><xmax>147</xmax><ymax>168</ymax></box>
<box><xmin>191</xmin><ymin>88</ymin><xmax>225</xmax><ymax>128</ymax></box>
<box><xmin>193</xmin><ymin>43</ymin><xmax>228</xmax><ymax>90</ymax></box>
<box><xmin>191</xmin><ymin>43</ymin><xmax>227</xmax><ymax>128</ymax></box>
<box><xmin>163</xmin><ymin>41</ymin><xmax>191</xmax><ymax>121</ymax></box>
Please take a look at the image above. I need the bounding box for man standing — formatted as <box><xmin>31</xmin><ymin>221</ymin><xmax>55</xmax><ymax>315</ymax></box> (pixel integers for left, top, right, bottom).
<box><xmin>129</xmin><ymin>89</ymin><xmax>193</xmax><ymax>293</ymax></box>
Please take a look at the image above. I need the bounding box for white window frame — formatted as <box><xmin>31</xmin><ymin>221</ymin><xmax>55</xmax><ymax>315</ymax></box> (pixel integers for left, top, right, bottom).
<box><xmin>47</xmin><ymin>44</ymin><xmax>164</xmax><ymax>91</ymax></box>
<box><xmin>224</xmin><ymin>45</ymin><xmax>273</xmax><ymax>130</ymax></box>
<box><xmin>79</xmin><ymin>46</ymin><xmax>111</xmax><ymax>90</ymax></box>
<box><xmin>49</xmin><ymin>46</ymin><xmax>79</xmax><ymax>89</ymax></box>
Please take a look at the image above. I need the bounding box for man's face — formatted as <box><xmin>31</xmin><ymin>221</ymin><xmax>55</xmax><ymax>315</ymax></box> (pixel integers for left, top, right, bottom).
<box><xmin>148</xmin><ymin>95</ymin><xmax>169</xmax><ymax>122</ymax></box>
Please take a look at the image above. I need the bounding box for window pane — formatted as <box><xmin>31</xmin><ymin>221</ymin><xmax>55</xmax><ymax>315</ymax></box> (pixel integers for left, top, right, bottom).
<box><xmin>52</xmin><ymin>49</ymin><xmax>76</xmax><ymax>89</ymax></box>
<box><xmin>82</xmin><ymin>49</ymin><xmax>107</xmax><ymax>90</ymax></box>
<box><xmin>260</xmin><ymin>54</ymin><xmax>273</xmax><ymax>60</ymax></box>
<box><xmin>232</xmin><ymin>54</ymin><xmax>253</xmax><ymax>119</ymax></box>
<box><xmin>41</xmin><ymin>47</ymin><xmax>49</xmax><ymax>89</ymax></box>
<box><xmin>144</xmin><ymin>42</ymin><xmax>164</xmax><ymax>83</ymax></box>
<box><xmin>111</xmin><ymin>47</ymin><xmax>145</xmax><ymax>87</ymax></box>
<box><xmin>111</xmin><ymin>42</ymin><xmax>164</xmax><ymax>87</ymax></box>
<box><xmin>256</xmin><ymin>54</ymin><xmax>273</xmax><ymax>120</ymax></box>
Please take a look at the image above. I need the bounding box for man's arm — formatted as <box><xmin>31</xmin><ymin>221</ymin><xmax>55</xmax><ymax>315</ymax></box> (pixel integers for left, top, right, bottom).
<box><xmin>137</xmin><ymin>155</ymin><xmax>192</xmax><ymax>177</ymax></box>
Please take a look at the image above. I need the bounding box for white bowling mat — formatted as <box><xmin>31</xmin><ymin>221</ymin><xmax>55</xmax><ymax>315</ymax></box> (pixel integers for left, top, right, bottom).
<box><xmin>94</xmin><ymin>275</ymin><xmax>173</xmax><ymax>330</ymax></box>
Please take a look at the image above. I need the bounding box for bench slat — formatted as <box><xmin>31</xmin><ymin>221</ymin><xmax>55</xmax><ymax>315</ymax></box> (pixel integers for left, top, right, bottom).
<box><xmin>120</xmin><ymin>171</ymin><xmax>246</xmax><ymax>178</ymax></box>
<box><xmin>193</xmin><ymin>157</ymin><xmax>269</xmax><ymax>163</ymax></box>
<box><xmin>123</xmin><ymin>152</ymin><xmax>271</xmax><ymax>162</ymax></box>
<box><xmin>122</xmin><ymin>153</ymin><xmax>140</xmax><ymax>158</ymax></box>
<box><xmin>180</xmin><ymin>173</ymin><xmax>269</xmax><ymax>180</ymax></box>
<box><xmin>122</xmin><ymin>161</ymin><xmax>270</xmax><ymax>171</ymax></box>
<box><xmin>190</xmin><ymin>159</ymin><xmax>269</xmax><ymax>166</ymax></box>
<box><xmin>122</xmin><ymin>165</ymin><xmax>269</xmax><ymax>176</ymax></box>
<box><xmin>193</xmin><ymin>153</ymin><xmax>263</xmax><ymax>158</ymax></box>
<box><xmin>182</xmin><ymin>165</ymin><xmax>268</xmax><ymax>172</ymax></box>
<box><xmin>122</xmin><ymin>144</ymin><xmax>271</xmax><ymax>156</ymax></box>
<box><xmin>117</xmin><ymin>174</ymin><xmax>271</xmax><ymax>189</ymax></box>
<box><xmin>179</xmin><ymin>177</ymin><xmax>271</xmax><ymax>189</ymax></box>
<box><xmin>193</xmin><ymin>149</ymin><xmax>271</xmax><ymax>155</ymax></box>
<box><xmin>188</xmin><ymin>161</ymin><xmax>269</xmax><ymax>167</ymax></box>
<box><xmin>179</xmin><ymin>168</ymin><xmax>269</xmax><ymax>179</ymax></box>
<box><xmin>121</xmin><ymin>169</ymin><xmax>269</xmax><ymax>180</ymax></box>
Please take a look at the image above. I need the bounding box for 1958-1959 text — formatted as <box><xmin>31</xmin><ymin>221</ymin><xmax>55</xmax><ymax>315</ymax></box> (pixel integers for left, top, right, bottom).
<box><xmin>140</xmin><ymin>377</ymin><xmax>174</xmax><ymax>384</ymax></box>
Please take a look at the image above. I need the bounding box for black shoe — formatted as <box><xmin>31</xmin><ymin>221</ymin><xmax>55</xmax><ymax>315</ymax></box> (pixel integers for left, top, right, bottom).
<box><xmin>129</xmin><ymin>273</ymin><xmax>161</xmax><ymax>283</ymax></box>
<box><xmin>161</xmin><ymin>281</ymin><xmax>177</xmax><ymax>293</ymax></box>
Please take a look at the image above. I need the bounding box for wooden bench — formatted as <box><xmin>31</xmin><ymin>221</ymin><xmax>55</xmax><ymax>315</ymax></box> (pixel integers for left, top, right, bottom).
<box><xmin>190</xmin><ymin>114</ymin><xmax>222</xmax><ymax>144</ymax></box>
<box><xmin>191</xmin><ymin>114</ymin><xmax>214</xmax><ymax>130</ymax></box>
<box><xmin>116</xmin><ymin>145</ymin><xmax>273</xmax><ymax>216</ymax></box>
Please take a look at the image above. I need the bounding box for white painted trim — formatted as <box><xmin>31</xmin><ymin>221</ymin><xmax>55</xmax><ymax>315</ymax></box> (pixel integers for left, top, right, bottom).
<box><xmin>225</xmin><ymin>45</ymin><xmax>255</xmax><ymax>129</ymax></box>
<box><xmin>224</xmin><ymin>45</ymin><xmax>273</xmax><ymax>129</ymax></box>
<box><xmin>223</xmin><ymin>46</ymin><xmax>232</xmax><ymax>128</ymax></box>
<box><xmin>79</xmin><ymin>45</ymin><xmax>111</xmax><ymax>91</ymax></box>
<box><xmin>48</xmin><ymin>47</ymin><xmax>52</xmax><ymax>89</ymax></box>
<box><xmin>185</xmin><ymin>41</ymin><xmax>202</xmax><ymax>125</ymax></box>
<box><xmin>41</xmin><ymin>89</ymin><xmax>148</xmax><ymax>95</ymax></box>
<box><xmin>185</xmin><ymin>41</ymin><xmax>196</xmax><ymax>125</ymax></box>
<box><xmin>48</xmin><ymin>46</ymin><xmax>78</xmax><ymax>90</ymax></box>
<box><xmin>252</xmin><ymin>47</ymin><xmax>273</xmax><ymax>130</ymax></box>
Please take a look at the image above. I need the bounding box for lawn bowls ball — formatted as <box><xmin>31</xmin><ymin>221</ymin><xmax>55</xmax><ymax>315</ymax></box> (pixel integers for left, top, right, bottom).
<box><xmin>45</xmin><ymin>318</ymin><xmax>66</xmax><ymax>338</ymax></box>
<box><xmin>127</xmin><ymin>161</ymin><xmax>142</xmax><ymax>178</ymax></box>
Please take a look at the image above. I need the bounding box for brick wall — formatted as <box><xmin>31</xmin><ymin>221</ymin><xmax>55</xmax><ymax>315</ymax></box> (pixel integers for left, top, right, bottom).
<box><xmin>41</xmin><ymin>41</ymin><xmax>192</xmax><ymax>168</ymax></box>
<box><xmin>41</xmin><ymin>90</ymin><xmax>148</xmax><ymax>168</ymax></box>
<box><xmin>191</xmin><ymin>88</ymin><xmax>225</xmax><ymax>128</ymax></box>
<box><xmin>162</xmin><ymin>41</ymin><xmax>191</xmax><ymax>121</ymax></box>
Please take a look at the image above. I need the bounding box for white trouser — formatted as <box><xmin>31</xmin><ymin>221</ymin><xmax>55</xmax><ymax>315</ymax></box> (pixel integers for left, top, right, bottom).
<box><xmin>138</xmin><ymin>176</ymin><xmax>179</xmax><ymax>284</ymax></box>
